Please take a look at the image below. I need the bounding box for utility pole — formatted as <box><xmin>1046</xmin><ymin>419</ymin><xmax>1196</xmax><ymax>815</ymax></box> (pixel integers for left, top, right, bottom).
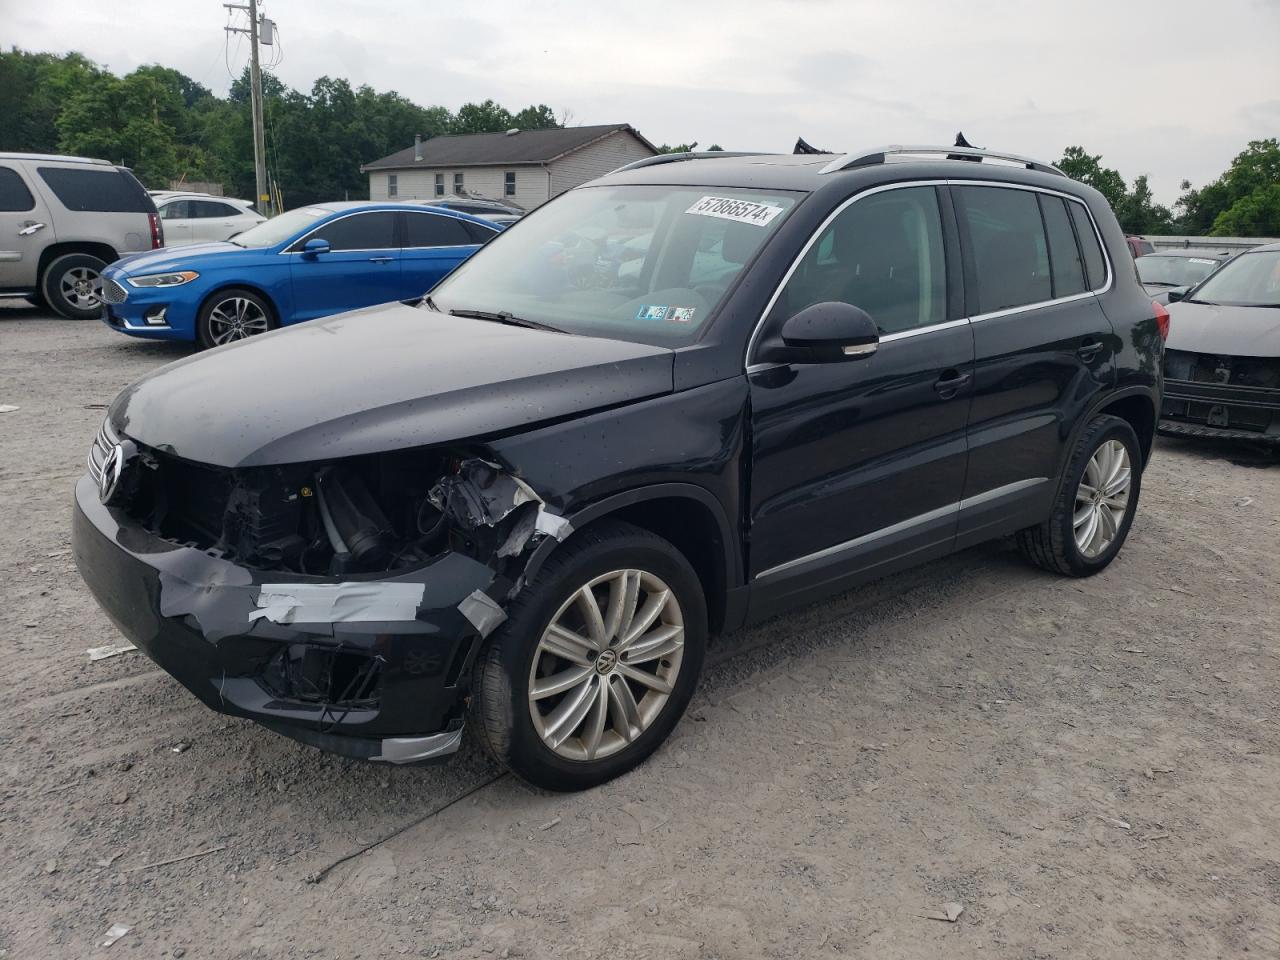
<box><xmin>225</xmin><ymin>0</ymin><xmax>270</xmax><ymax>216</ymax></box>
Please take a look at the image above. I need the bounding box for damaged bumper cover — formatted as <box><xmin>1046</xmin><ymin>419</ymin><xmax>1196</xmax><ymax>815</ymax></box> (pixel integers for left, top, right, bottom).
<box><xmin>72</xmin><ymin>473</ymin><xmax>519</xmax><ymax>763</ymax></box>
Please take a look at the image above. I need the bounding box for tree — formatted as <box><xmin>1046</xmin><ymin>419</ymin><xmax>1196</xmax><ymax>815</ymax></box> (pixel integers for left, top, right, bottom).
<box><xmin>511</xmin><ymin>104</ymin><xmax>559</xmax><ymax>130</ymax></box>
<box><xmin>1114</xmin><ymin>175</ymin><xmax>1174</xmax><ymax>235</ymax></box>
<box><xmin>451</xmin><ymin>99</ymin><xmax>514</xmax><ymax>135</ymax></box>
<box><xmin>1211</xmin><ymin>183</ymin><xmax>1280</xmax><ymax>237</ymax></box>
<box><xmin>1057</xmin><ymin>146</ymin><xmax>1126</xmax><ymax>210</ymax></box>
<box><xmin>1180</xmin><ymin>139</ymin><xmax>1280</xmax><ymax>236</ymax></box>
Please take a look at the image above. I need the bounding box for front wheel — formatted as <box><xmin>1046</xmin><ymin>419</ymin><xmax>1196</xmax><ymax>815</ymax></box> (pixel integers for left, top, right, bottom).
<box><xmin>473</xmin><ymin>520</ymin><xmax>707</xmax><ymax>791</ymax></box>
<box><xmin>1017</xmin><ymin>414</ymin><xmax>1142</xmax><ymax>576</ymax></box>
<box><xmin>197</xmin><ymin>287</ymin><xmax>275</xmax><ymax>349</ymax></box>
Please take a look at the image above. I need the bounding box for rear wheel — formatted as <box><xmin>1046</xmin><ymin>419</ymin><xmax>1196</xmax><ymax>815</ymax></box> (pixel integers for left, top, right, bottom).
<box><xmin>1017</xmin><ymin>415</ymin><xmax>1142</xmax><ymax>576</ymax></box>
<box><xmin>42</xmin><ymin>253</ymin><xmax>107</xmax><ymax>320</ymax></box>
<box><xmin>473</xmin><ymin>520</ymin><xmax>707</xmax><ymax>791</ymax></box>
<box><xmin>196</xmin><ymin>287</ymin><xmax>275</xmax><ymax>349</ymax></box>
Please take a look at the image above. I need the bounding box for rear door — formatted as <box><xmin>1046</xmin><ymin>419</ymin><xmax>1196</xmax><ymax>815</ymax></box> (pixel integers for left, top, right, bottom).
<box><xmin>158</xmin><ymin>199</ymin><xmax>194</xmax><ymax>245</ymax></box>
<box><xmin>953</xmin><ymin>183</ymin><xmax>1116</xmax><ymax>547</ymax></box>
<box><xmin>287</xmin><ymin>210</ymin><xmax>401</xmax><ymax>323</ymax></box>
<box><xmin>190</xmin><ymin>199</ymin><xmax>249</xmax><ymax>243</ymax></box>
<box><xmin>399</xmin><ymin>210</ymin><xmax>487</xmax><ymax>299</ymax></box>
<box><xmin>0</xmin><ymin>163</ymin><xmax>53</xmax><ymax>290</ymax></box>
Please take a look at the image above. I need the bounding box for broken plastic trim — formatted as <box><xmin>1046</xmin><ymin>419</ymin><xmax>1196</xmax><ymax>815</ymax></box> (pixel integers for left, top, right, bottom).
<box><xmin>431</xmin><ymin>458</ymin><xmax>573</xmax><ymax>561</ymax></box>
<box><xmin>373</xmin><ymin>727</ymin><xmax>465</xmax><ymax>764</ymax></box>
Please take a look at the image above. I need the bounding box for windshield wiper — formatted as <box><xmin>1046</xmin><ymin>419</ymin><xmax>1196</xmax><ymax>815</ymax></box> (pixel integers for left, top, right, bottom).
<box><xmin>448</xmin><ymin>308</ymin><xmax>566</xmax><ymax>334</ymax></box>
<box><xmin>1143</xmin><ymin>280</ymin><xmax>1177</xmax><ymax>287</ymax></box>
<box><xmin>420</xmin><ymin>294</ymin><xmax>440</xmax><ymax>312</ymax></box>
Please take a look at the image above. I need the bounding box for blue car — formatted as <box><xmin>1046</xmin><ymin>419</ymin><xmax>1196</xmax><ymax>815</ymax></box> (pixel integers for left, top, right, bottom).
<box><xmin>98</xmin><ymin>202</ymin><xmax>501</xmax><ymax>347</ymax></box>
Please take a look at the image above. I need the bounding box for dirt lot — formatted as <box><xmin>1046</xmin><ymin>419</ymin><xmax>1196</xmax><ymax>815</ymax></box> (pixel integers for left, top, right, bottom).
<box><xmin>1</xmin><ymin>299</ymin><xmax>1278</xmax><ymax>960</ymax></box>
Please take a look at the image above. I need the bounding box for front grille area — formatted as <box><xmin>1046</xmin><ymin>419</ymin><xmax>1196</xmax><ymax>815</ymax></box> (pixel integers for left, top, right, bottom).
<box><xmin>86</xmin><ymin>418</ymin><xmax>118</xmax><ymax>483</ymax></box>
<box><xmin>100</xmin><ymin>277</ymin><xmax>129</xmax><ymax>305</ymax></box>
<box><xmin>1162</xmin><ymin>349</ymin><xmax>1280</xmax><ymax>435</ymax></box>
<box><xmin>1164</xmin><ymin>350</ymin><xmax>1280</xmax><ymax>391</ymax></box>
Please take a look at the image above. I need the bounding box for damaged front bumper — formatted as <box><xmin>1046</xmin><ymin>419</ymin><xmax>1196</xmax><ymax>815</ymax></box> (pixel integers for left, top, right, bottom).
<box><xmin>72</xmin><ymin>474</ymin><xmax>510</xmax><ymax>763</ymax></box>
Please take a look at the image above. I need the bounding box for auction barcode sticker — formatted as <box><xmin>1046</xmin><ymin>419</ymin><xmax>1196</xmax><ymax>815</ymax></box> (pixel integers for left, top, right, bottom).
<box><xmin>686</xmin><ymin>196</ymin><xmax>785</xmax><ymax>227</ymax></box>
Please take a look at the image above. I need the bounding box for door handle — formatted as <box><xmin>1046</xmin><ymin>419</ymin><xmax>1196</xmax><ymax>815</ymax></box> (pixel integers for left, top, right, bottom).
<box><xmin>1077</xmin><ymin>339</ymin><xmax>1103</xmax><ymax>361</ymax></box>
<box><xmin>933</xmin><ymin>370</ymin><xmax>971</xmax><ymax>399</ymax></box>
<box><xmin>18</xmin><ymin>222</ymin><xmax>46</xmax><ymax>236</ymax></box>
<box><xmin>368</xmin><ymin>256</ymin><xmax>394</xmax><ymax>263</ymax></box>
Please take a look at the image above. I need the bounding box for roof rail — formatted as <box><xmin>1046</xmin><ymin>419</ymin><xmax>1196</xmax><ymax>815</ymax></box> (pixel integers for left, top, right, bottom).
<box><xmin>0</xmin><ymin>152</ymin><xmax>113</xmax><ymax>166</ymax></box>
<box><xmin>609</xmin><ymin>151</ymin><xmax>766</xmax><ymax>175</ymax></box>
<box><xmin>819</xmin><ymin>145</ymin><xmax>1064</xmax><ymax>177</ymax></box>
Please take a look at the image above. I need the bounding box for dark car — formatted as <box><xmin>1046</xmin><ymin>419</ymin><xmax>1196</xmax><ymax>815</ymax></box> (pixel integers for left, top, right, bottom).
<box><xmin>418</xmin><ymin>197</ymin><xmax>524</xmax><ymax>226</ymax></box>
<box><xmin>73</xmin><ymin>145</ymin><xmax>1166</xmax><ymax>791</ymax></box>
<box><xmin>1127</xmin><ymin>235</ymin><xmax>1156</xmax><ymax>258</ymax></box>
<box><xmin>1160</xmin><ymin>242</ymin><xmax>1280</xmax><ymax>442</ymax></box>
<box><xmin>1136</xmin><ymin>248</ymin><xmax>1234</xmax><ymax>304</ymax></box>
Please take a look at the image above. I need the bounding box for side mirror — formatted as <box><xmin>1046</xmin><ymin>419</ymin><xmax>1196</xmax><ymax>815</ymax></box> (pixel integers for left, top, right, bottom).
<box><xmin>1166</xmin><ymin>287</ymin><xmax>1187</xmax><ymax>303</ymax></box>
<box><xmin>302</xmin><ymin>238</ymin><xmax>330</xmax><ymax>258</ymax></box>
<box><xmin>778</xmin><ymin>301</ymin><xmax>879</xmax><ymax>363</ymax></box>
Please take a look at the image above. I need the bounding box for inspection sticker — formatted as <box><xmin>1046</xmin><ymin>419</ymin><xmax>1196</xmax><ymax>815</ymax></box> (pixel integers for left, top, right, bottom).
<box><xmin>1189</xmin><ymin>258</ymin><xmax>1217</xmax><ymax>264</ymax></box>
<box><xmin>669</xmin><ymin>307</ymin><xmax>697</xmax><ymax>323</ymax></box>
<box><xmin>636</xmin><ymin>304</ymin><xmax>670</xmax><ymax>321</ymax></box>
<box><xmin>685</xmin><ymin>195</ymin><xmax>785</xmax><ymax>227</ymax></box>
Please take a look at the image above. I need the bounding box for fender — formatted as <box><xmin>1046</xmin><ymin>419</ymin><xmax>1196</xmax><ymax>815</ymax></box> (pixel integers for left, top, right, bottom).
<box><xmin>1058</xmin><ymin>384</ymin><xmax>1160</xmax><ymax>486</ymax></box>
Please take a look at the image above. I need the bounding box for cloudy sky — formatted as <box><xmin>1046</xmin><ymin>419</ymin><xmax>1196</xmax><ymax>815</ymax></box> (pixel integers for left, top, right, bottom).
<box><xmin>7</xmin><ymin>0</ymin><xmax>1279</xmax><ymax>204</ymax></box>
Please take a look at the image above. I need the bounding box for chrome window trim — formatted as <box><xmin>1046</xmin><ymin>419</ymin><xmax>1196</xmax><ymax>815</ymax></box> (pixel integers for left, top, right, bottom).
<box><xmin>744</xmin><ymin>179</ymin><xmax>1114</xmax><ymax>369</ymax></box>
<box><xmin>754</xmin><ymin>477</ymin><xmax>1048</xmax><ymax>581</ymax></box>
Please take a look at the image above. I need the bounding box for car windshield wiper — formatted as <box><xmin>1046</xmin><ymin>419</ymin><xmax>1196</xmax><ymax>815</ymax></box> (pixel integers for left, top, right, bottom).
<box><xmin>1185</xmin><ymin>298</ymin><xmax>1218</xmax><ymax>305</ymax></box>
<box><xmin>448</xmin><ymin>308</ymin><xmax>567</xmax><ymax>334</ymax></box>
<box><xmin>1142</xmin><ymin>280</ymin><xmax>1177</xmax><ymax>287</ymax></box>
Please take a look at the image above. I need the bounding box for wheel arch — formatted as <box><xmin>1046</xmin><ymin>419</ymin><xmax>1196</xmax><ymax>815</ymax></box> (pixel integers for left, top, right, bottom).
<box><xmin>523</xmin><ymin>484</ymin><xmax>741</xmax><ymax>635</ymax></box>
<box><xmin>1090</xmin><ymin>388</ymin><xmax>1158</xmax><ymax>468</ymax></box>
<box><xmin>38</xmin><ymin>243</ymin><xmax>120</xmax><ymax>282</ymax></box>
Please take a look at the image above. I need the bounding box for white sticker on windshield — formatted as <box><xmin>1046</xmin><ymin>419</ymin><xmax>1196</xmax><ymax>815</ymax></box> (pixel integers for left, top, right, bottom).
<box><xmin>686</xmin><ymin>196</ymin><xmax>785</xmax><ymax>227</ymax></box>
<box><xmin>1189</xmin><ymin>258</ymin><xmax>1216</xmax><ymax>265</ymax></box>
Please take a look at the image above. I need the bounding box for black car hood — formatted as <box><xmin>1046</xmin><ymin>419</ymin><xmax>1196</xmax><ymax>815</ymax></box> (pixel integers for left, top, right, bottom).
<box><xmin>1165</xmin><ymin>300</ymin><xmax>1280</xmax><ymax>358</ymax></box>
<box><xmin>110</xmin><ymin>302</ymin><xmax>675</xmax><ymax>467</ymax></box>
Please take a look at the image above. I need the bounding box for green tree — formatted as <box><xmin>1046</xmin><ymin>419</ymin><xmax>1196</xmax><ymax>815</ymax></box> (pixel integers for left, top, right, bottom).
<box><xmin>1057</xmin><ymin>146</ymin><xmax>1126</xmax><ymax>210</ymax></box>
<box><xmin>1114</xmin><ymin>175</ymin><xmax>1174</xmax><ymax>235</ymax></box>
<box><xmin>1211</xmin><ymin>183</ymin><xmax>1280</xmax><ymax>237</ymax></box>
<box><xmin>452</xmin><ymin>99</ymin><xmax>514</xmax><ymax>134</ymax></box>
<box><xmin>1180</xmin><ymin>139</ymin><xmax>1280</xmax><ymax>236</ymax></box>
<box><xmin>510</xmin><ymin>104</ymin><xmax>559</xmax><ymax>130</ymax></box>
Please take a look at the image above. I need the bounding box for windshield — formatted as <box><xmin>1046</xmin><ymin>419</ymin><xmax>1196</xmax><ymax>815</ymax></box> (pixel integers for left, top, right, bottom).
<box><xmin>1136</xmin><ymin>255</ymin><xmax>1222</xmax><ymax>288</ymax></box>
<box><xmin>229</xmin><ymin>207</ymin><xmax>327</xmax><ymax>248</ymax></box>
<box><xmin>1188</xmin><ymin>249</ymin><xmax>1280</xmax><ymax>306</ymax></box>
<box><xmin>427</xmin><ymin>185</ymin><xmax>800</xmax><ymax>345</ymax></box>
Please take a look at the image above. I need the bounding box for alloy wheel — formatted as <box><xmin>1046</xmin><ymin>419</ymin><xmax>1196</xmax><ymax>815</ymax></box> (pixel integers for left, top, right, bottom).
<box><xmin>527</xmin><ymin>569</ymin><xmax>685</xmax><ymax>762</ymax></box>
<box><xmin>1074</xmin><ymin>439</ymin><xmax>1131</xmax><ymax>558</ymax></box>
<box><xmin>207</xmin><ymin>297</ymin><xmax>270</xmax><ymax>345</ymax></box>
<box><xmin>61</xmin><ymin>266</ymin><xmax>102</xmax><ymax>310</ymax></box>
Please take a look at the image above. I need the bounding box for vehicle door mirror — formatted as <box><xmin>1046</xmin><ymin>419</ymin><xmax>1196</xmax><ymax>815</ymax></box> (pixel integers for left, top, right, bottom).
<box><xmin>302</xmin><ymin>238</ymin><xmax>330</xmax><ymax>258</ymax></box>
<box><xmin>1166</xmin><ymin>287</ymin><xmax>1186</xmax><ymax>303</ymax></box>
<box><xmin>778</xmin><ymin>301</ymin><xmax>880</xmax><ymax>363</ymax></box>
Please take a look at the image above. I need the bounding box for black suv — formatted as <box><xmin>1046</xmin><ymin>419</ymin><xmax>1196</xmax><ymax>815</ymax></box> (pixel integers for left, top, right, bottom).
<box><xmin>73</xmin><ymin>145</ymin><xmax>1165</xmax><ymax>791</ymax></box>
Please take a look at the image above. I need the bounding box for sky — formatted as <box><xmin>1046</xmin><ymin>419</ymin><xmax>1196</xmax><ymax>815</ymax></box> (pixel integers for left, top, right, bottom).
<box><xmin>5</xmin><ymin>0</ymin><xmax>1279</xmax><ymax>205</ymax></box>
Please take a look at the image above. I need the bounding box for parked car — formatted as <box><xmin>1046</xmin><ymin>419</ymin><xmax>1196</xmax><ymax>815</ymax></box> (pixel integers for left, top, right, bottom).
<box><xmin>73</xmin><ymin>145</ymin><xmax>1165</xmax><ymax>791</ymax></box>
<box><xmin>150</xmin><ymin>191</ymin><xmax>266</xmax><ymax>245</ymax></box>
<box><xmin>1160</xmin><ymin>242</ymin><xmax>1280</xmax><ymax>442</ymax></box>
<box><xmin>1136</xmin><ymin>248</ymin><xmax>1234</xmax><ymax>304</ymax></box>
<box><xmin>419</xmin><ymin>196</ymin><xmax>524</xmax><ymax>226</ymax></box>
<box><xmin>1127</xmin><ymin>235</ymin><xmax>1156</xmax><ymax>258</ymax></box>
<box><xmin>0</xmin><ymin>152</ymin><xmax>161</xmax><ymax>319</ymax></box>
<box><xmin>98</xmin><ymin>201</ymin><xmax>501</xmax><ymax>347</ymax></box>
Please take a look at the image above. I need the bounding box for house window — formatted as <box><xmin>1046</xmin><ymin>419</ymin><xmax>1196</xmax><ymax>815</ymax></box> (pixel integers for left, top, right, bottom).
<box><xmin>453</xmin><ymin>172</ymin><xmax>464</xmax><ymax>194</ymax></box>
<box><xmin>434</xmin><ymin>173</ymin><xmax>444</xmax><ymax>197</ymax></box>
<box><xmin>387</xmin><ymin>174</ymin><xmax>398</xmax><ymax>198</ymax></box>
<box><xmin>504</xmin><ymin>171</ymin><xmax>516</xmax><ymax>197</ymax></box>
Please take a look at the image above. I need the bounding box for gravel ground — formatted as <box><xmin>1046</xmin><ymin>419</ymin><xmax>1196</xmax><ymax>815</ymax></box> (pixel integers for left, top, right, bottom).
<box><xmin>2</xmin><ymin>299</ymin><xmax>1278</xmax><ymax>960</ymax></box>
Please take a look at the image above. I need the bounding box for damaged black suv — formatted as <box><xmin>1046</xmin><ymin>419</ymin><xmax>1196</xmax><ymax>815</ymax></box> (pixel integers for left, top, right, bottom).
<box><xmin>73</xmin><ymin>146</ymin><xmax>1165</xmax><ymax>791</ymax></box>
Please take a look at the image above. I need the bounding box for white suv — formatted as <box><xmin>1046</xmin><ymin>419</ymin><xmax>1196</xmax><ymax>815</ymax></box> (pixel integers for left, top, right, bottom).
<box><xmin>0</xmin><ymin>153</ymin><xmax>162</xmax><ymax>319</ymax></box>
<box><xmin>150</xmin><ymin>192</ymin><xmax>266</xmax><ymax>245</ymax></box>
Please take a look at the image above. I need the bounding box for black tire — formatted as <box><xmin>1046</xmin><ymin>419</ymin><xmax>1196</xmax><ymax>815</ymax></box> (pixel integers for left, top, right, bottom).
<box><xmin>1017</xmin><ymin>415</ymin><xmax>1142</xmax><ymax>576</ymax></box>
<box><xmin>196</xmin><ymin>287</ymin><xmax>276</xmax><ymax>349</ymax></box>
<box><xmin>42</xmin><ymin>253</ymin><xmax>107</xmax><ymax>320</ymax></box>
<box><xmin>473</xmin><ymin>520</ymin><xmax>708</xmax><ymax>792</ymax></box>
<box><xmin>24</xmin><ymin>291</ymin><xmax>48</xmax><ymax>310</ymax></box>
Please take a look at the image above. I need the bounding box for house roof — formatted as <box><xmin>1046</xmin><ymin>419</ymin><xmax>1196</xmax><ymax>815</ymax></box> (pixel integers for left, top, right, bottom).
<box><xmin>361</xmin><ymin>124</ymin><xmax>657</xmax><ymax>171</ymax></box>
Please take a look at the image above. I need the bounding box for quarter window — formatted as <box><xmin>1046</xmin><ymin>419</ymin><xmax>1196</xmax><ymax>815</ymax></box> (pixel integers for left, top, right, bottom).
<box><xmin>434</xmin><ymin>174</ymin><xmax>444</xmax><ymax>197</ymax></box>
<box><xmin>387</xmin><ymin>174</ymin><xmax>398</xmax><ymax>198</ymax></box>
<box><xmin>774</xmin><ymin>186</ymin><xmax>947</xmax><ymax>335</ymax></box>
<box><xmin>1068</xmin><ymin>201</ymin><xmax>1107</xmax><ymax>290</ymax></box>
<box><xmin>453</xmin><ymin>172</ymin><xmax>464</xmax><ymax>194</ymax></box>
<box><xmin>303</xmin><ymin>211</ymin><xmax>397</xmax><ymax>251</ymax></box>
<box><xmin>955</xmin><ymin>186</ymin><xmax>1052</xmax><ymax>314</ymax></box>
<box><xmin>1040</xmin><ymin>195</ymin><xmax>1087</xmax><ymax>298</ymax></box>
<box><xmin>0</xmin><ymin>167</ymin><xmax>35</xmax><ymax>212</ymax></box>
<box><xmin>37</xmin><ymin>166</ymin><xmax>150</xmax><ymax>212</ymax></box>
<box><xmin>504</xmin><ymin>171</ymin><xmax>516</xmax><ymax>197</ymax></box>
<box><xmin>404</xmin><ymin>212</ymin><xmax>472</xmax><ymax>248</ymax></box>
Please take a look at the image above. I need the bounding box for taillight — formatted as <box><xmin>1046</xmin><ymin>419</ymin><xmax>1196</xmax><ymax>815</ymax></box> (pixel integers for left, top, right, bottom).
<box><xmin>148</xmin><ymin>212</ymin><xmax>164</xmax><ymax>249</ymax></box>
<box><xmin>1152</xmin><ymin>300</ymin><xmax>1170</xmax><ymax>341</ymax></box>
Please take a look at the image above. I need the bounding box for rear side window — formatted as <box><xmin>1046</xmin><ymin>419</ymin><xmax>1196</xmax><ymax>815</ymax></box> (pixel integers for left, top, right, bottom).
<box><xmin>1068</xmin><ymin>201</ymin><xmax>1107</xmax><ymax>290</ymax></box>
<box><xmin>1040</xmin><ymin>195</ymin><xmax>1087</xmax><ymax>298</ymax></box>
<box><xmin>306</xmin><ymin>211</ymin><xmax>397</xmax><ymax>251</ymax></box>
<box><xmin>37</xmin><ymin>166</ymin><xmax>151</xmax><ymax>213</ymax></box>
<box><xmin>404</xmin><ymin>212</ymin><xmax>472</xmax><ymax>247</ymax></box>
<box><xmin>955</xmin><ymin>186</ymin><xmax>1051</xmax><ymax>313</ymax></box>
<box><xmin>461</xmin><ymin>220</ymin><xmax>499</xmax><ymax>244</ymax></box>
<box><xmin>0</xmin><ymin>167</ymin><xmax>35</xmax><ymax>212</ymax></box>
<box><xmin>192</xmin><ymin>200</ymin><xmax>239</xmax><ymax>218</ymax></box>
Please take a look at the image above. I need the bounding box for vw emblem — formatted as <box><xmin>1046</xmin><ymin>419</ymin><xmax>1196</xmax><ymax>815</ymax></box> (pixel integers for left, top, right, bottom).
<box><xmin>98</xmin><ymin>443</ymin><xmax>127</xmax><ymax>505</ymax></box>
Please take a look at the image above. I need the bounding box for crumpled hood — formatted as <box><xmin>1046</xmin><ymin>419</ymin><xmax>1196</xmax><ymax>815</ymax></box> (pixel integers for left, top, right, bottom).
<box><xmin>1166</xmin><ymin>300</ymin><xmax>1280</xmax><ymax>358</ymax></box>
<box><xmin>109</xmin><ymin>302</ymin><xmax>675</xmax><ymax>467</ymax></box>
<box><xmin>109</xmin><ymin>242</ymin><xmax>261</xmax><ymax>273</ymax></box>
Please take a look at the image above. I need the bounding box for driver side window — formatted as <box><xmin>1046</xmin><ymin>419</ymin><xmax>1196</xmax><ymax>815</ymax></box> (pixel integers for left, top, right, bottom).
<box><xmin>776</xmin><ymin>186</ymin><xmax>947</xmax><ymax>336</ymax></box>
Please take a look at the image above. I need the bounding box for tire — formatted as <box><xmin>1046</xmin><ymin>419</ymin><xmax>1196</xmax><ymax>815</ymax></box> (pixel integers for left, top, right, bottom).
<box><xmin>42</xmin><ymin>253</ymin><xmax>107</xmax><ymax>320</ymax></box>
<box><xmin>197</xmin><ymin>287</ymin><xmax>276</xmax><ymax>349</ymax></box>
<box><xmin>24</xmin><ymin>291</ymin><xmax>48</xmax><ymax>310</ymax></box>
<box><xmin>473</xmin><ymin>519</ymin><xmax>708</xmax><ymax>792</ymax></box>
<box><xmin>1017</xmin><ymin>415</ymin><xmax>1142</xmax><ymax>576</ymax></box>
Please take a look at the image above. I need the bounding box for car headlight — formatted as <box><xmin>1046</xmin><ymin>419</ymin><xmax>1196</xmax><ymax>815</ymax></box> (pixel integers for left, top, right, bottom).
<box><xmin>127</xmin><ymin>271</ymin><xmax>200</xmax><ymax>288</ymax></box>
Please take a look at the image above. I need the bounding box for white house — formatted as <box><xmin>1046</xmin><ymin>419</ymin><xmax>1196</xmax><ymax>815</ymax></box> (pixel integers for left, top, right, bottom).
<box><xmin>361</xmin><ymin>124</ymin><xmax>658</xmax><ymax>210</ymax></box>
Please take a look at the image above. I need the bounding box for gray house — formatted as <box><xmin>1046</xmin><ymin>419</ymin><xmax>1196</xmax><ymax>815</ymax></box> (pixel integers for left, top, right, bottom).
<box><xmin>361</xmin><ymin>124</ymin><xmax>658</xmax><ymax>211</ymax></box>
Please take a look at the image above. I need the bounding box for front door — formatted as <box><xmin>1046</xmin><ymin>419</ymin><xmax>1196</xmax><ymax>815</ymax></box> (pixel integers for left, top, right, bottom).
<box><xmin>157</xmin><ymin>199</ymin><xmax>194</xmax><ymax>246</ymax></box>
<box><xmin>746</xmin><ymin>184</ymin><xmax>973</xmax><ymax>612</ymax></box>
<box><xmin>0</xmin><ymin>164</ymin><xmax>55</xmax><ymax>290</ymax></box>
<box><xmin>287</xmin><ymin>210</ymin><xmax>402</xmax><ymax>324</ymax></box>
